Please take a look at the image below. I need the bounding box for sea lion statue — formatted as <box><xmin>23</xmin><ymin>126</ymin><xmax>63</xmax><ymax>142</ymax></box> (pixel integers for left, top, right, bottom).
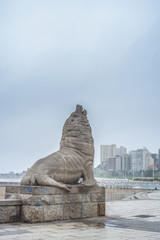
<box><xmin>20</xmin><ymin>105</ymin><xmax>96</xmax><ymax>191</ymax></box>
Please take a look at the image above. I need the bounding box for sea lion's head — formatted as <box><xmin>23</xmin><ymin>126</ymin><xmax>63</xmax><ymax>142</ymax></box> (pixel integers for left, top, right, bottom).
<box><xmin>60</xmin><ymin>105</ymin><xmax>94</xmax><ymax>158</ymax></box>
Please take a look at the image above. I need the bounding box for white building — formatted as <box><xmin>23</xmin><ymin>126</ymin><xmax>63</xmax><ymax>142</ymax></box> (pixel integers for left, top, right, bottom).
<box><xmin>116</xmin><ymin>146</ymin><xmax>127</xmax><ymax>156</ymax></box>
<box><xmin>100</xmin><ymin>144</ymin><xmax>116</xmax><ymax>163</ymax></box>
<box><xmin>145</xmin><ymin>154</ymin><xmax>154</xmax><ymax>169</ymax></box>
<box><xmin>100</xmin><ymin>144</ymin><xmax>127</xmax><ymax>170</ymax></box>
<box><xmin>129</xmin><ymin>147</ymin><xmax>154</xmax><ymax>172</ymax></box>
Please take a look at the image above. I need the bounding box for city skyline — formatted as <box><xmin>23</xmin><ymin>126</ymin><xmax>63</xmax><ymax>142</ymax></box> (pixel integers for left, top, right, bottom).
<box><xmin>99</xmin><ymin>144</ymin><xmax>159</xmax><ymax>173</ymax></box>
<box><xmin>100</xmin><ymin>144</ymin><xmax>160</xmax><ymax>155</ymax></box>
<box><xmin>1</xmin><ymin>0</ymin><xmax>160</xmax><ymax>172</ymax></box>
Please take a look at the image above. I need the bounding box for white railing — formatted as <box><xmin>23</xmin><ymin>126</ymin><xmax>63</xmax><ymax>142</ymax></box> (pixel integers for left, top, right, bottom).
<box><xmin>96</xmin><ymin>178</ymin><xmax>160</xmax><ymax>189</ymax></box>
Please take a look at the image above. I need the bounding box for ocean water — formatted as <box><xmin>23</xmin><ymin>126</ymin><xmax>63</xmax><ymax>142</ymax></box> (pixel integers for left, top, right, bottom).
<box><xmin>0</xmin><ymin>178</ymin><xmax>21</xmax><ymax>183</ymax></box>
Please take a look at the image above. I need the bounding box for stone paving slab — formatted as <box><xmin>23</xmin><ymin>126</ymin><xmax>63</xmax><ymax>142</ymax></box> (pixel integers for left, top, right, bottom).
<box><xmin>106</xmin><ymin>200</ymin><xmax>160</xmax><ymax>222</ymax></box>
<box><xmin>0</xmin><ymin>216</ymin><xmax>160</xmax><ymax>239</ymax></box>
<box><xmin>147</xmin><ymin>191</ymin><xmax>160</xmax><ymax>200</ymax></box>
<box><xmin>0</xmin><ymin>223</ymin><xmax>160</xmax><ymax>240</ymax></box>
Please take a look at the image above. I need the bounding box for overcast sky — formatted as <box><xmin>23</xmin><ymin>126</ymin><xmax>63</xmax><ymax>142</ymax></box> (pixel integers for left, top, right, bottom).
<box><xmin>0</xmin><ymin>0</ymin><xmax>160</xmax><ymax>172</ymax></box>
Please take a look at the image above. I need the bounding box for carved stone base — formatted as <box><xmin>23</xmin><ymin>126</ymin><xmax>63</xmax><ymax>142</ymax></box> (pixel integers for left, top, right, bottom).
<box><xmin>5</xmin><ymin>185</ymin><xmax>105</xmax><ymax>223</ymax></box>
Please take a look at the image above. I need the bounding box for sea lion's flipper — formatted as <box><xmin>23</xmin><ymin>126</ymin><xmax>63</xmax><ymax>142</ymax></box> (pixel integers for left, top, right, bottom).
<box><xmin>35</xmin><ymin>175</ymin><xmax>71</xmax><ymax>191</ymax></box>
<box><xmin>80</xmin><ymin>179</ymin><xmax>97</xmax><ymax>187</ymax></box>
<box><xmin>21</xmin><ymin>174</ymin><xmax>71</xmax><ymax>192</ymax></box>
<box><xmin>81</xmin><ymin>164</ymin><xmax>97</xmax><ymax>187</ymax></box>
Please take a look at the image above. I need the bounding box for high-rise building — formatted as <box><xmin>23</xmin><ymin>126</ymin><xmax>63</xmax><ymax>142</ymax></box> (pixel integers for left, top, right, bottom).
<box><xmin>100</xmin><ymin>144</ymin><xmax>116</xmax><ymax>163</ymax></box>
<box><xmin>158</xmin><ymin>149</ymin><xmax>160</xmax><ymax>168</ymax></box>
<box><xmin>151</xmin><ymin>153</ymin><xmax>158</xmax><ymax>167</ymax></box>
<box><xmin>121</xmin><ymin>154</ymin><xmax>131</xmax><ymax>172</ymax></box>
<box><xmin>100</xmin><ymin>144</ymin><xmax>127</xmax><ymax>172</ymax></box>
<box><xmin>145</xmin><ymin>154</ymin><xmax>154</xmax><ymax>169</ymax></box>
<box><xmin>129</xmin><ymin>147</ymin><xmax>154</xmax><ymax>172</ymax></box>
<box><xmin>115</xmin><ymin>155</ymin><xmax>122</xmax><ymax>171</ymax></box>
<box><xmin>105</xmin><ymin>157</ymin><xmax>116</xmax><ymax>171</ymax></box>
<box><xmin>116</xmin><ymin>146</ymin><xmax>127</xmax><ymax>156</ymax></box>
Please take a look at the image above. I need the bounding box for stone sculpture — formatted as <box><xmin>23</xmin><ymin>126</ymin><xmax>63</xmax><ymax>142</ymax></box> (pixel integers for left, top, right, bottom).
<box><xmin>21</xmin><ymin>105</ymin><xmax>96</xmax><ymax>191</ymax></box>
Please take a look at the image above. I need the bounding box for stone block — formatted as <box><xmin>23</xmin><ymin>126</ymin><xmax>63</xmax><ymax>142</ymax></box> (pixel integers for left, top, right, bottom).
<box><xmin>98</xmin><ymin>202</ymin><xmax>105</xmax><ymax>216</ymax></box>
<box><xmin>54</xmin><ymin>195</ymin><xmax>66</xmax><ymax>204</ymax></box>
<box><xmin>20</xmin><ymin>186</ymin><xmax>57</xmax><ymax>195</ymax></box>
<box><xmin>85</xmin><ymin>194</ymin><xmax>92</xmax><ymax>202</ymax></box>
<box><xmin>44</xmin><ymin>205</ymin><xmax>63</xmax><ymax>221</ymax></box>
<box><xmin>5</xmin><ymin>193</ymin><xmax>19</xmax><ymax>199</ymax></box>
<box><xmin>90</xmin><ymin>193</ymin><xmax>105</xmax><ymax>202</ymax></box>
<box><xmin>21</xmin><ymin>206</ymin><xmax>44</xmax><ymax>223</ymax></box>
<box><xmin>0</xmin><ymin>199</ymin><xmax>22</xmax><ymax>206</ymax></box>
<box><xmin>33</xmin><ymin>186</ymin><xmax>56</xmax><ymax>195</ymax></box>
<box><xmin>80</xmin><ymin>185</ymin><xmax>105</xmax><ymax>194</ymax></box>
<box><xmin>22</xmin><ymin>195</ymin><xmax>55</xmax><ymax>206</ymax></box>
<box><xmin>6</xmin><ymin>186</ymin><xmax>61</xmax><ymax>195</ymax></box>
<box><xmin>66</xmin><ymin>193</ymin><xmax>93</xmax><ymax>203</ymax></box>
<box><xmin>81</xmin><ymin>203</ymin><xmax>98</xmax><ymax>218</ymax></box>
<box><xmin>66</xmin><ymin>194</ymin><xmax>78</xmax><ymax>204</ymax></box>
<box><xmin>63</xmin><ymin>203</ymin><xmax>81</xmax><ymax>219</ymax></box>
<box><xmin>5</xmin><ymin>186</ymin><xmax>20</xmax><ymax>194</ymax></box>
<box><xmin>0</xmin><ymin>206</ymin><xmax>20</xmax><ymax>223</ymax></box>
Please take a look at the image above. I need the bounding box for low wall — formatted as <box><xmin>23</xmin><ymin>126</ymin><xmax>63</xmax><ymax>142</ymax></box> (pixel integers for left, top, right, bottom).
<box><xmin>105</xmin><ymin>188</ymin><xmax>150</xmax><ymax>201</ymax></box>
<box><xmin>0</xmin><ymin>199</ymin><xmax>22</xmax><ymax>223</ymax></box>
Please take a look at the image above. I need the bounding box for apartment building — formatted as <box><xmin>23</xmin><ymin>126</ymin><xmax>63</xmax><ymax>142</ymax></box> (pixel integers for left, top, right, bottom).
<box><xmin>129</xmin><ymin>147</ymin><xmax>154</xmax><ymax>172</ymax></box>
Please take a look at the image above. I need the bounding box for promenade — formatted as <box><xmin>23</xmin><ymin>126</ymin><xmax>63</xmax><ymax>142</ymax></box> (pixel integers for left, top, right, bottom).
<box><xmin>0</xmin><ymin>190</ymin><xmax>160</xmax><ymax>240</ymax></box>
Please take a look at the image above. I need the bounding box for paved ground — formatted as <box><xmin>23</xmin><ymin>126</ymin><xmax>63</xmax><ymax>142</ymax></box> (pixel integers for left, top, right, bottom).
<box><xmin>0</xmin><ymin>190</ymin><xmax>160</xmax><ymax>240</ymax></box>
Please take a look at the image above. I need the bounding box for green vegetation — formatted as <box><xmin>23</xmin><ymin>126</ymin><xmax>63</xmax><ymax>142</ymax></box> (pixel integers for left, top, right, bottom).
<box><xmin>133</xmin><ymin>177</ymin><xmax>160</xmax><ymax>181</ymax></box>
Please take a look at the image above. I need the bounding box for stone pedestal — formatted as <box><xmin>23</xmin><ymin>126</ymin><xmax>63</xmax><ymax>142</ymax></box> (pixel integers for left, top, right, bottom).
<box><xmin>5</xmin><ymin>185</ymin><xmax>105</xmax><ymax>223</ymax></box>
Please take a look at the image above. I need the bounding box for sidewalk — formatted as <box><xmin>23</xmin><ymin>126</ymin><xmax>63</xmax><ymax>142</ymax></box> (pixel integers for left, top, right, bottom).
<box><xmin>0</xmin><ymin>191</ymin><xmax>160</xmax><ymax>240</ymax></box>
